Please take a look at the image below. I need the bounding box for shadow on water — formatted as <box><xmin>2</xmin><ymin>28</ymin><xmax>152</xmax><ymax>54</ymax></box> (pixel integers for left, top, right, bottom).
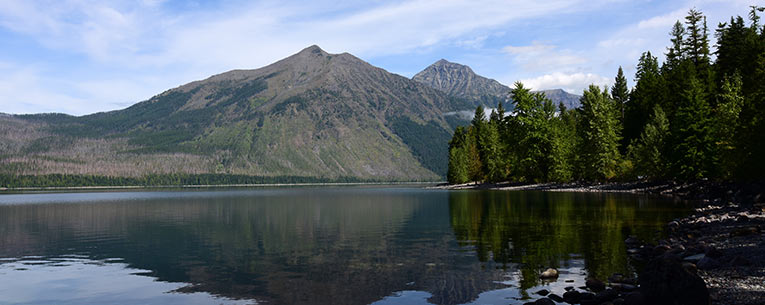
<box><xmin>0</xmin><ymin>187</ymin><xmax>691</xmax><ymax>305</ymax></box>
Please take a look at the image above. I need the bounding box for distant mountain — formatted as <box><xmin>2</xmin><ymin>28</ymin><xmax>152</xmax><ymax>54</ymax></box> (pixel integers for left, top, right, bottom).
<box><xmin>536</xmin><ymin>89</ymin><xmax>582</xmax><ymax>110</ymax></box>
<box><xmin>413</xmin><ymin>59</ymin><xmax>510</xmax><ymax>107</ymax></box>
<box><xmin>1</xmin><ymin>46</ymin><xmax>470</xmax><ymax>181</ymax></box>
<box><xmin>413</xmin><ymin>59</ymin><xmax>582</xmax><ymax>109</ymax></box>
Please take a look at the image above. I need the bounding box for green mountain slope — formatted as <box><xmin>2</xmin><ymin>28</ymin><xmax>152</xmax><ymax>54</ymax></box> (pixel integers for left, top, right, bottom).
<box><xmin>1</xmin><ymin>46</ymin><xmax>467</xmax><ymax>181</ymax></box>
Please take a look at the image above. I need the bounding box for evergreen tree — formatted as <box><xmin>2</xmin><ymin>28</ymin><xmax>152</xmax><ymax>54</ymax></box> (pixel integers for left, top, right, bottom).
<box><xmin>611</xmin><ymin>66</ymin><xmax>629</xmax><ymax>124</ymax></box>
<box><xmin>447</xmin><ymin>127</ymin><xmax>470</xmax><ymax>184</ymax></box>
<box><xmin>628</xmin><ymin>105</ymin><xmax>670</xmax><ymax>179</ymax></box>
<box><xmin>624</xmin><ymin>52</ymin><xmax>663</xmax><ymax>148</ymax></box>
<box><xmin>481</xmin><ymin>120</ymin><xmax>505</xmax><ymax>182</ymax></box>
<box><xmin>577</xmin><ymin>85</ymin><xmax>622</xmax><ymax>181</ymax></box>
<box><xmin>466</xmin><ymin>126</ymin><xmax>483</xmax><ymax>182</ymax></box>
<box><xmin>507</xmin><ymin>82</ymin><xmax>558</xmax><ymax>182</ymax></box>
<box><xmin>684</xmin><ymin>8</ymin><xmax>711</xmax><ymax>67</ymax></box>
<box><xmin>672</xmin><ymin>75</ymin><xmax>716</xmax><ymax>180</ymax></box>
<box><xmin>666</xmin><ymin>21</ymin><xmax>686</xmax><ymax>69</ymax></box>
<box><xmin>714</xmin><ymin>74</ymin><xmax>744</xmax><ymax>179</ymax></box>
<box><xmin>549</xmin><ymin>103</ymin><xmax>576</xmax><ymax>182</ymax></box>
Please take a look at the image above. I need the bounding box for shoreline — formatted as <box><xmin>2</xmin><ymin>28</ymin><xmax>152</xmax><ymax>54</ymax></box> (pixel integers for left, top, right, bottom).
<box><xmin>437</xmin><ymin>180</ymin><xmax>765</xmax><ymax>304</ymax></box>
<box><xmin>0</xmin><ymin>181</ymin><xmax>442</xmax><ymax>193</ymax></box>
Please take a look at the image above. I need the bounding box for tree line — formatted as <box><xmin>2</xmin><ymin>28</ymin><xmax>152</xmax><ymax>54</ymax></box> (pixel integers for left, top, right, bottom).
<box><xmin>0</xmin><ymin>173</ymin><xmax>382</xmax><ymax>188</ymax></box>
<box><xmin>448</xmin><ymin>7</ymin><xmax>765</xmax><ymax>184</ymax></box>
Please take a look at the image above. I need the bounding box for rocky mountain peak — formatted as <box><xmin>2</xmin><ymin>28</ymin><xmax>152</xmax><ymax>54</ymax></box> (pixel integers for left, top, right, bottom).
<box><xmin>413</xmin><ymin>59</ymin><xmax>509</xmax><ymax>104</ymax></box>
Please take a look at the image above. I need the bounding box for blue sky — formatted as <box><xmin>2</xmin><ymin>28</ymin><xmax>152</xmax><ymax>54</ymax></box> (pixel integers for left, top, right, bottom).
<box><xmin>0</xmin><ymin>0</ymin><xmax>759</xmax><ymax>115</ymax></box>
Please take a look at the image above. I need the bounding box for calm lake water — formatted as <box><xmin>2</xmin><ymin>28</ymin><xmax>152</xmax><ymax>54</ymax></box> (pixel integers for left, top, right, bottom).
<box><xmin>0</xmin><ymin>186</ymin><xmax>691</xmax><ymax>305</ymax></box>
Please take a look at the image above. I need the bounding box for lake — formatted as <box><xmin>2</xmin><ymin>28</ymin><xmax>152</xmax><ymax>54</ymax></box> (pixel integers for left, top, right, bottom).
<box><xmin>0</xmin><ymin>186</ymin><xmax>690</xmax><ymax>305</ymax></box>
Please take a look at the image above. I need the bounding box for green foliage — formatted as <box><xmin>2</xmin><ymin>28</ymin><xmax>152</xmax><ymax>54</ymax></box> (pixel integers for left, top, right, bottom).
<box><xmin>577</xmin><ymin>85</ymin><xmax>622</xmax><ymax>181</ymax></box>
<box><xmin>684</xmin><ymin>9</ymin><xmax>711</xmax><ymax>67</ymax></box>
<box><xmin>442</xmin><ymin>7</ymin><xmax>765</xmax><ymax>184</ymax></box>
<box><xmin>611</xmin><ymin>66</ymin><xmax>629</xmax><ymax>124</ymax></box>
<box><xmin>624</xmin><ymin>52</ymin><xmax>664</xmax><ymax>148</ymax></box>
<box><xmin>628</xmin><ymin>105</ymin><xmax>670</xmax><ymax>179</ymax></box>
<box><xmin>715</xmin><ymin>74</ymin><xmax>744</xmax><ymax>179</ymax></box>
<box><xmin>389</xmin><ymin>116</ymin><xmax>452</xmax><ymax>177</ymax></box>
<box><xmin>447</xmin><ymin>127</ymin><xmax>470</xmax><ymax>184</ymax></box>
<box><xmin>0</xmin><ymin>173</ymin><xmax>379</xmax><ymax>188</ymax></box>
<box><xmin>672</xmin><ymin>76</ymin><xmax>716</xmax><ymax>180</ymax></box>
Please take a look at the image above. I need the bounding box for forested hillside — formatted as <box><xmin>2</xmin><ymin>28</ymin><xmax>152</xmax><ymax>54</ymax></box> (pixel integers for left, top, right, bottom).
<box><xmin>448</xmin><ymin>8</ymin><xmax>765</xmax><ymax>184</ymax></box>
<box><xmin>1</xmin><ymin>46</ymin><xmax>469</xmax><ymax>186</ymax></box>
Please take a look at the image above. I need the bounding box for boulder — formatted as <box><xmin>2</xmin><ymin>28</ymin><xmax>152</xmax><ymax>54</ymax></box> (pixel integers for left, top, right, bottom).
<box><xmin>535</xmin><ymin>289</ymin><xmax>550</xmax><ymax>296</ymax></box>
<box><xmin>623</xmin><ymin>291</ymin><xmax>645</xmax><ymax>305</ymax></box>
<box><xmin>697</xmin><ymin>256</ymin><xmax>720</xmax><ymax>270</ymax></box>
<box><xmin>534</xmin><ymin>298</ymin><xmax>555</xmax><ymax>305</ymax></box>
<box><xmin>586</xmin><ymin>278</ymin><xmax>606</xmax><ymax>292</ymax></box>
<box><xmin>682</xmin><ymin>253</ymin><xmax>705</xmax><ymax>263</ymax></box>
<box><xmin>540</xmin><ymin>268</ymin><xmax>559</xmax><ymax>279</ymax></box>
<box><xmin>562</xmin><ymin>290</ymin><xmax>581</xmax><ymax>303</ymax></box>
<box><xmin>595</xmin><ymin>288</ymin><xmax>619</xmax><ymax>302</ymax></box>
<box><xmin>729</xmin><ymin>255</ymin><xmax>751</xmax><ymax>266</ymax></box>
<box><xmin>547</xmin><ymin>293</ymin><xmax>564</xmax><ymax>303</ymax></box>
<box><xmin>639</xmin><ymin>254</ymin><xmax>711</xmax><ymax>305</ymax></box>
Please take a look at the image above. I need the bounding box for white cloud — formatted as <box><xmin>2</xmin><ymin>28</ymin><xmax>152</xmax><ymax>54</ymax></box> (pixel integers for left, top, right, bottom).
<box><xmin>0</xmin><ymin>0</ymin><xmax>604</xmax><ymax>114</ymax></box>
<box><xmin>502</xmin><ymin>41</ymin><xmax>555</xmax><ymax>55</ymax></box>
<box><xmin>0</xmin><ymin>65</ymin><xmax>89</xmax><ymax>114</ymax></box>
<box><xmin>520</xmin><ymin>72</ymin><xmax>610</xmax><ymax>94</ymax></box>
<box><xmin>456</xmin><ymin>35</ymin><xmax>489</xmax><ymax>49</ymax></box>
<box><xmin>637</xmin><ymin>8</ymin><xmax>687</xmax><ymax>29</ymax></box>
<box><xmin>502</xmin><ymin>41</ymin><xmax>588</xmax><ymax>73</ymax></box>
<box><xmin>0</xmin><ymin>0</ymin><xmax>758</xmax><ymax>114</ymax></box>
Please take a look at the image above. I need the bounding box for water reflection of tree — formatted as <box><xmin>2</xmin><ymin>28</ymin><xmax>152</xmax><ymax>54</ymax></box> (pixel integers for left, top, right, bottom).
<box><xmin>448</xmin><ymin>191</ymin><xmax>688</xmax><ymax>290</ymax></box>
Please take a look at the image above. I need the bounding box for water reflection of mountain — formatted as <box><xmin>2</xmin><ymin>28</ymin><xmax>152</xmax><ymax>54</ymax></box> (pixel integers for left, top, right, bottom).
<box><xmin>448</xmin><ymin>191</ymin><xmax>691</xmax><ymax>290</ymax></box>
<box><xmin>0</xmin><ymin>188</ymin><xmax>505</xmax><ymax>305</ymax></box>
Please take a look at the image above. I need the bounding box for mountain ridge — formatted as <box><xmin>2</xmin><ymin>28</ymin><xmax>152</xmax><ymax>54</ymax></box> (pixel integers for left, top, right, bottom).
<box><xmin>1</xmin><ymin>45</ymin><xmax>465</xmax><ymax>181</ymax></box>
<box><xmin>413</xmin><ymin>59</ymin><xmax>582</xmax><ymax>109</ymax></box>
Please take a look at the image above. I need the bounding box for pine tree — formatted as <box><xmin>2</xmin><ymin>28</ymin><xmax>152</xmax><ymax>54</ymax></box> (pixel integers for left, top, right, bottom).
<box><xmin>666</xmin><ymin>21</ymin><xmax>686</xmax><ymax>69</ymax></box>
<box><xmin>628</xmin><ymin>105</ymin><xmax>670</xmax><ymax>179</ymax></box>
<box><xmin>714</xmin><ymin>74</ymin><xmax>744</xmax><ymax>179</ymax></box>
<box><xmin>611</xmin><ymin>66</ymin><xmax>629</xmax><ymax>123</ymax></box>
<box><xmin>577</xmin><ymin>85</ymin><xmax>622</xmax><ymax>181</ymax></box>
<box><xmin>684</xmin><ymin>8</ymin><xmax>711</xmax><ymax>67</ymax></box>
<box><xmin>466</xmin><ymin>126</ymin><xmax>483</xmax><ymax>182</ymax></box>
<box><xmin>447</xmin><ymin>127</ymin><xmax>470</xmax><ymax>184</ymax></box>
<box><xmin>672</xmin><ymin>75</ymin><xmax>716</xmax><ymax>180</ymax></box>
<box><xmin>507</xmin><ymin>82</ymin><xmax>557</xmax><ymax>182</ymax></box>
<box><xmin>624</xmin><ymin>52</ymin><xmax>664</xmax><ymax>148</ymax></box>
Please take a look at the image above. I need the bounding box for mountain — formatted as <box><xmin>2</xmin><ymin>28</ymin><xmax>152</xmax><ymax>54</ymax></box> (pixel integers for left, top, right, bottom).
<box><xmin>536</xmin><ymin>89</ymin><xmax>583</xmax><ymax>110</ymax></box>
<box><xmin>1</xmin><ymin>46</ymin><xmax>470</xmax><ymax>181</ymax></box>
<box><xmin>412</xmin><ymin>59</ymin><xmax>509</xmax><ymax>107</ymax></box>
<box><xmin>413</xmin><ymin>59</ymin><xmax>582</xmax><ymax>109</ymax></box>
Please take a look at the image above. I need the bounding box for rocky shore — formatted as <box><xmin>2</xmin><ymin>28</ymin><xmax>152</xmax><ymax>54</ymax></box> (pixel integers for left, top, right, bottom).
<box><xmin>434</xmin><ymin>180</ymin><xmax>765</xmax><ymax>304</ymax></box>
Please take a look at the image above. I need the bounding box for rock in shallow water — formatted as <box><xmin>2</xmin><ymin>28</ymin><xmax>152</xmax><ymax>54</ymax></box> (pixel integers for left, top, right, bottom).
<box><xmin>547</xmin><ymin>293</ymin><xmax>563</xmax><ymax>302</ymax></box>
<box><xmin>639</xmin><ymin>253</ymin><xmax>711</xmax><ymax>305</ymax></box>
<box><xmin>586</xmin><ymin>278</ymin><xmax>606</xmax><ymax>292</ymax></box>
<box><xmin>540</xmin><ymin>268</ymin><xmax>559</xmax><ymax>279</ymax></box>
<box><xmin>533</xmin><ymin>297</ymin><xmax>555</xmax><ymax>305</ymax></box>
